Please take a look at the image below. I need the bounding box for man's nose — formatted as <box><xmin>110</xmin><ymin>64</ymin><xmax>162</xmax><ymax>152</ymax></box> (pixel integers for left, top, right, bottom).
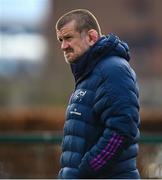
<box><xmin>61</xmin><ymin>41</ymin><xmax>69</xmax><ymax>51</ymax></box>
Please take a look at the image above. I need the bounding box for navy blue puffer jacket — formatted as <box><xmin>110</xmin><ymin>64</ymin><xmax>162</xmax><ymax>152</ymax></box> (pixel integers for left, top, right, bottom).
<box><xmin>58</xmin><ymin>34</ymin><xmax>140</xmax><ymax>179</ymax></box>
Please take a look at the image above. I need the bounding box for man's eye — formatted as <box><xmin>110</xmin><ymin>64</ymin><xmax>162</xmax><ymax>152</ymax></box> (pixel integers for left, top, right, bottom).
<box><xmin>59</xmin><ymin>38</ymin><xmax>63</xmax><ymax>42</ymax></box>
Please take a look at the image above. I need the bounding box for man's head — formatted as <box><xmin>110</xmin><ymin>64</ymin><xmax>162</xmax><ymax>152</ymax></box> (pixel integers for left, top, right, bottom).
<box><xmin>56</xmin><ymin>9</ymin><xmax>102</xmax><ymax>63</ymax></box>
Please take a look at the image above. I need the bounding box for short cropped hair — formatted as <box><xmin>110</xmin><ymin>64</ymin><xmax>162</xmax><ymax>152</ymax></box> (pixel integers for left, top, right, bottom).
<box><xmin>55</xmin><ymin>9</ymin><xmax>102</xmax><ymax>36</ymax></box>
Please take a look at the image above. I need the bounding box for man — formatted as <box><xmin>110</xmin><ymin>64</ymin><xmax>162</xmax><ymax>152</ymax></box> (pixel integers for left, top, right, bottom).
<box><xmin>56</xmin><ymin>9</ymin><xmax>140</xmax><ymax>179</ymax></box>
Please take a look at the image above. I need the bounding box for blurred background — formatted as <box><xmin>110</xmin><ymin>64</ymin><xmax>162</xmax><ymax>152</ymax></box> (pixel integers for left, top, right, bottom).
<box><xmin>0</xmin><ymin>0</ymin><xmax>162</xmax><ymax>178</ymax></box>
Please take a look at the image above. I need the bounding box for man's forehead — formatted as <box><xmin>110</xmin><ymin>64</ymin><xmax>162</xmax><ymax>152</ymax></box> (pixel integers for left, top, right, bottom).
<box><xmin>57</xmin><ymin>27</ymin><xmax>73</xmax><ymax>36</ymax></box>
<box><xmin>57</xmin><ymin>20</ymin><xmax>77</xmax><ymax>36</ymax></box>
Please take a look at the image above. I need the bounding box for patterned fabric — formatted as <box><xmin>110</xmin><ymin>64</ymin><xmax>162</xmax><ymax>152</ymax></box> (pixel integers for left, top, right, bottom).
<box><xmin>58</xmin><ymin>34</ymin><xmax>140</xmax><ymax>179</ymax></box>
<box><xmin>90</xmin><ymin>133</ymin><xmax>124</xmax><ymax>171</ymax></box>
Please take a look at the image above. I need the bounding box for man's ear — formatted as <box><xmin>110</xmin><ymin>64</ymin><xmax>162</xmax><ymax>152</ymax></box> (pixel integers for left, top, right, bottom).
<box><xmin>88</xmin><ymin>29</ymin><xmax>99</xmax><ymax>46</ymax></box>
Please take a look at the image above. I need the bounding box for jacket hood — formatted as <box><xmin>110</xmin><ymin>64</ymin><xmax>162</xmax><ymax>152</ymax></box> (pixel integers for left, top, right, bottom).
<box><xmin>71</xmin><ymin>33</ymin><xmax>130</xmax><ymax>83</ymax></box>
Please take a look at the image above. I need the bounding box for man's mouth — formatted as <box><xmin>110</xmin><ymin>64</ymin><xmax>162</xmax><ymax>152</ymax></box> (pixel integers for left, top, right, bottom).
<box><xmin>65</xmin><ymin>51</ymin><xmax>73</xmax><ymax>56</ymax></box>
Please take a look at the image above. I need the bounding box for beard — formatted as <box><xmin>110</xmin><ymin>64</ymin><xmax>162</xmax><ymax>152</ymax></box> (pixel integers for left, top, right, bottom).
<box><xmin>63</xmin><ymin>46</ymin><xmax>89</xmax><ymax>64</ymax></box>
<box><xmin>64</xmin><ymin>52</ymin><xmax>73</xmax><ymax>64</ymax></box>
<box><xmin>64</xmin><ymin>56</ymin><xmax>70</xmax><ymax>64</ymax></box>
<box><xmin>64</xmin><ymin>49</ymin><xmax>79</xmax><ymax>64</ymax></box>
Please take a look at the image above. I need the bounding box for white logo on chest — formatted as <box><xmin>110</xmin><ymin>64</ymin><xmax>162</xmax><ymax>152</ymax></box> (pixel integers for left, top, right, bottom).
<box><xmin>69</xmin><ymin>90</ymin><xmax>87</xmax><ymax>116</ymax></box>
<box><xmin>74</xmin><ymin>90</ymin><xmax>87</xmax><ymax>102</ymax></box>
<box><xmin>70</xmin><ymin>108</ymin><xmax>82</xmax><ymax>116</ymax></box>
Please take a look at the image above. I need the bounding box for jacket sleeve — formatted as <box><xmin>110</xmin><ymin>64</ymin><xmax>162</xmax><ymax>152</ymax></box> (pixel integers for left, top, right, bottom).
<box><xmin>78</xmin><ymin>61</ymin><xmax>140</xmax><ymax>178</ymax></box>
